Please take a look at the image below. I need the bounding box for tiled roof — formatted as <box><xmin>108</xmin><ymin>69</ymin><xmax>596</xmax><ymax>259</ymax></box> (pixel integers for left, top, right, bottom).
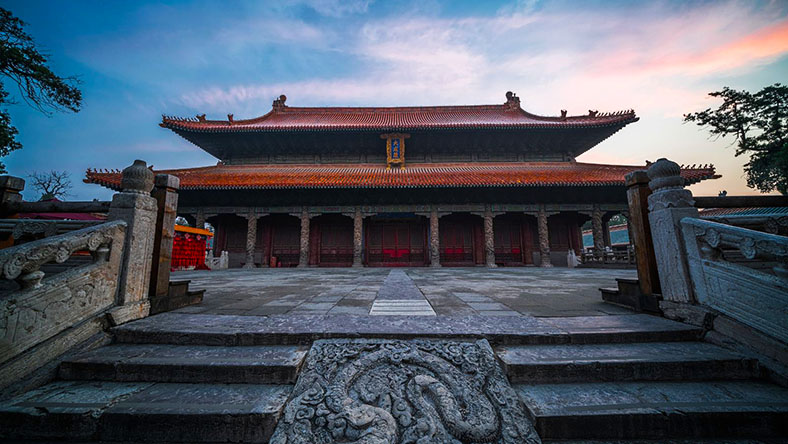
<box><xmin>160</xmin><ymin>93</ymin><xmax>638</xmax><ymax>133</ymax></box>
<box><xmin>85</xmin><ymin>162</ymin><xmax>718</xmax><ymax>191</ymax></box>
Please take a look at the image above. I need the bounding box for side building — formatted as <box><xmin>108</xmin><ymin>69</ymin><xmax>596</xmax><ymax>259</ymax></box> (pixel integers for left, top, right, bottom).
<box><xmin>86</xmin><ymin>92</ymin><xmax>718</xmax><ymax>268</ymax></box>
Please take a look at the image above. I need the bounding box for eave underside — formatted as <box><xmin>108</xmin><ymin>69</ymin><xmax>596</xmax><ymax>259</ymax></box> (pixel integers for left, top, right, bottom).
<box><xmin>175</xmin><ymin>186</ymin><xmax>629</xmax><ymax>208</ymax></box>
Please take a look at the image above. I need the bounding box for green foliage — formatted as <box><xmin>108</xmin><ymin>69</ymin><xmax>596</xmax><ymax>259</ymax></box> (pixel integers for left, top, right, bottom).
<box><xmin>684</xmin><ymin>84</ymin><xmax>788</xmax><ymax>194</ymax></box>
<box><xmin>0</xmin><ymin>7</ymin><xmax>82</xmax><ymax>173</ymax></box>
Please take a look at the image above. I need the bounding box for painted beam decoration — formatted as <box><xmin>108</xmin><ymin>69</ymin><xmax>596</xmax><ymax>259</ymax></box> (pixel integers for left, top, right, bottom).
<box><xmin>382</xmin><ymin>133</ymin><xmax>410</xmax><ymax>169</ymax></box>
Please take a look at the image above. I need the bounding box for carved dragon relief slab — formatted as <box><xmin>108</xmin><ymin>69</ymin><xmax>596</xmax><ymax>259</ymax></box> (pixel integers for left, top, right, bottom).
<box><xmin>270</xmin><ymin>338</ymin><xmax>541</xmax><ymax>444</ymax></box>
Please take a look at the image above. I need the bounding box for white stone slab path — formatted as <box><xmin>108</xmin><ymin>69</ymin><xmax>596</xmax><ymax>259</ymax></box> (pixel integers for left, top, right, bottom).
<box><xmin>369</xmin><ymin>299</ymin><xmax>436</xmax><ymax>316</ymax></box>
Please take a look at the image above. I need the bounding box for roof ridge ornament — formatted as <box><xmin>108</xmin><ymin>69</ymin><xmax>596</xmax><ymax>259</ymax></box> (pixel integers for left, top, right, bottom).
<box><xmin>273</xmin><ymin>94</ymin><xmax>287</xmax><ymax>111</ymax></box>
<box><xmin>504</xmin><ymin>91</ymin><xmax>520</xmax><ymax>110</ymax></box>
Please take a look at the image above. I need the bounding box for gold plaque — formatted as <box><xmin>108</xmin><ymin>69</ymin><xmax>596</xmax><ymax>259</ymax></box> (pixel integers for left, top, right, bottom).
<box><xmin>381</xmin><ymin>133</ymin><xmax>410</xmax><ymax>169</ymax></box>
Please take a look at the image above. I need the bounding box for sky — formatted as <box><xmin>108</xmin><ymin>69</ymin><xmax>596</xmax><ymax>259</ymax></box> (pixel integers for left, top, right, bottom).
<box><xmin>2</xmin><ymin>0</ymin><xmax>787</xmax><ymax>201</ymax></box>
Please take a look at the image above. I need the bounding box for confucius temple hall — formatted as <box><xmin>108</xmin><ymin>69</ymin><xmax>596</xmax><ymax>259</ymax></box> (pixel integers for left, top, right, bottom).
<box><xmin>85</xmin><ymin>92</ymin><xmax>718</xmax><ymax>268</ymax></box>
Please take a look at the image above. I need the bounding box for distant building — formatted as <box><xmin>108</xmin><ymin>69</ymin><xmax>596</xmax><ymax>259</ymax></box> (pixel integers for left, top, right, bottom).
<box><xmin>86</xmin><ymin>92</ymin><xmax>717</xmax><ymax>267</ymax></box>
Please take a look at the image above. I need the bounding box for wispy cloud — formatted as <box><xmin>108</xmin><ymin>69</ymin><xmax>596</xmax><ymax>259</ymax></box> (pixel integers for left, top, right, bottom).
<box><xmin>175</xmin><ymin>1</ymin><xmax>788</xmax><ymax>119</ymax></box>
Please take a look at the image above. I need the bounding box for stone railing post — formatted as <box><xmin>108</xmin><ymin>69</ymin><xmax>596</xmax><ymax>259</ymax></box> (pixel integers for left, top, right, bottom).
<box><xmin>430</xmin><ymin>208</ymin><xmax>441</xmax><ymax>267</ymax></box>
<box><xmin>647</xmin><ymin>158</ymin><xmax>699</xmax><ymax>303</ymax></box>
<box><xmin>0</xmin><ymin>175</ymin><xmax>25</xmax><ymax>248</ymax></box>
<box><xmin>537</xmin><ymin>205</ymin><xmax>552</xmax><ymax>267</ymax></box>
<box><xmin>483</xmin><ymin>205</ymin><xmax>496</xmax><ymax>267</ymax></box>
<box><xmin>298</xmin><ymin>207</ymin><xmax>311</xmax><ymax>267</ymax></box>
<box><xmin>625</xmin><ymin>170</ymin><xmax>661</xmax><ymax>296</ymax></box>
<box><xmin>106</xmin><ymin>160</ymin><xmax>157</xmax><ymax>325</ymax></box>
<box><xmin>353</xmin><ymin>207</ymin><xmax>364</xmax><ymax>267</ymax></box>
<box><xmin>149</xmin><ymin>174</ymin><xmax>179</xmax><ymax>314</ymax></box>
<box><xmin>0</xmin><ymin>175</ymin><xmax>25</xmax><ymax>208</ymax></box>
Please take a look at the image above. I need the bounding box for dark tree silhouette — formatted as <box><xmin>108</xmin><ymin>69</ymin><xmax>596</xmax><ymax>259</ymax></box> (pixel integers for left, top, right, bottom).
<box><xmin>0</xmin><ymin>7</ymin><xmax>82</xmax><ymax>173</ymax></box>
<box><xmin>28</xmin><ymin>170</ymin><xmax>72</xmax><ymax>200</ymax></box>
<box><xmin>684</xmin><ymin>84</ymin><xmax>788</xmax><ymax>194</ymax></box>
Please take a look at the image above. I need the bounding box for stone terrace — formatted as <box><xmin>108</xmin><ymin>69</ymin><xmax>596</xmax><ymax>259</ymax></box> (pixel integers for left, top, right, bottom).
<box><xmin>171</xmin><ymin>267</ymin><xmax>638</xmax><ymax>317</ymax></box>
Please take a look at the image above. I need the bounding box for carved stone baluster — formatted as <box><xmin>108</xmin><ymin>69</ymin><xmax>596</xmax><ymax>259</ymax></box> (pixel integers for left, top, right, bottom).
<box><xmin>538</xmin><ymin>205</ymin><xmax>552</xmax><ymax>267</ymax></box>
<box><xmin>647</xmin><ymin>158</ymin><xmax>699</xmax><ymax>303</ymax></box>
<box><xmin>106</xmin><ymin>160</ymin><xmax>157</xmax><ymax>324</ymax></box>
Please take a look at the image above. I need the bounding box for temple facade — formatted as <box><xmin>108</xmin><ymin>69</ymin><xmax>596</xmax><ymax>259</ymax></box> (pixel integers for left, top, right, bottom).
<box><xmin>86</xmin><ymin>92</ymin><xmax>718</xmax><ymax>268</ymax></box>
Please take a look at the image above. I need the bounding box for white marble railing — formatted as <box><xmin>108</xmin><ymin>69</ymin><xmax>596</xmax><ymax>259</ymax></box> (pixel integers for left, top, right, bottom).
<box><xmin>681</xmin><ymin>217</ymin><xmax>788</xmax><ymax>343</ymax></box>
<box><xmin>0</xmin><ymin>220</ymin><xmax>127</xmax><ymax>365</ymax></box>
<box><xmin>701</xmin><ymin>214</ymin><xmax>788</xmax><ymax>236</ymax></box>
<box><xmin>206</xmin><ymin>250</ymin><xmax>229</xmax><ymax>270</ymax></box>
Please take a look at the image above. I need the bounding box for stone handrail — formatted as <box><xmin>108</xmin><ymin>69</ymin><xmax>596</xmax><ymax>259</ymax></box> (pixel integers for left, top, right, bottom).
<box><xmin>1</xmin><ymin>220</ymin><xmax>127</xmax><ymax>368</ymax></box>
<box><xmin>0</xmin><ymin>220</ymin><xmax>126</xmax><ymax>290</ymax></box>
<box><xmin>0</xmin><ymin>200</ymin><xmax>111</xmax><ymax>217</ymax></box>
<box><xmin>0</xmin><ymin>219</ymin><xmax>103</xmax><ymax>239</ymax></box>
<box><xmin>701</xmin><ymin>214</ymin><xmax>788</xmax><ymax>236</ymax></box>
<box><xmin>681</xmin><ymin>217</ymin><xmax>787</xmax><ymax>343</ymax></box>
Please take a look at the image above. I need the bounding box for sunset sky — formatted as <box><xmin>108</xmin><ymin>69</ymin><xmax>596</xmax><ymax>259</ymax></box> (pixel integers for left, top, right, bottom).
<box><xmin>3</xmin><ymin>0</ymin><xmax>787</xmax><ymax>200</ymax></box>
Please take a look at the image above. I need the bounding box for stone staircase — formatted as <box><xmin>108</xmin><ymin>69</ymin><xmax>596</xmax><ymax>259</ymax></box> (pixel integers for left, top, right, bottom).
<box><xmin>1</xmin><ymin>313</ymin><xmax>787</xmax><ymax>442</ymax></box>
<box><xmin>497</xmin><ymin>341</ymin><xmax>788</xmax><ymax>440</ymax></box>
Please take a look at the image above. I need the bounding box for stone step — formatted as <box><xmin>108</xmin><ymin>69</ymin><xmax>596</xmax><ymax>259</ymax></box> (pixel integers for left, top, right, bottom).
<box><xmin>59</xmin><ymin>344</ymin><xmax>308</xmax><ymax>384</ymax></box>
<box><xmin>497</xmin><ymin>342</ymin><xmax>759</xmax><ymax>383</ymax></box>
<box><xmin>113</xmin><ymin>313</ymin><xmax>702</xmax><ymax>346</ymax></box>
<box><xmin>516</xmin><ymin>381</ymin><xmax>788</xmax><ymax>440</ymax></box>
<box><xmin>544</xmin><ymin>440</ymin><xmax>779</xmax><ymax>443</ymax></box>
<box><xmin>0</xmin><ymin>380</ymin><xmax>291</xmax><ymax>443</ymax></box>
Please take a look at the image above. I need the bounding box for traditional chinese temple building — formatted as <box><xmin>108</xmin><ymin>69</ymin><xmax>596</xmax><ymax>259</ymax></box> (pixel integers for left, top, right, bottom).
<box><xmin>86</xmin><ymin>92</ymin><xmax>718</xmax><ymax>268</ymax></box>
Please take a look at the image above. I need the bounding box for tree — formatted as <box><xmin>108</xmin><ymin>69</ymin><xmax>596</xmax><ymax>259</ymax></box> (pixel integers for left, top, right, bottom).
<box><xmin>684</xmin><ymin>84</ymin><xmax>788</xmax><ymax>194</ymax></box>
<box><xmin>28</xmin><ymin>170</ymin><xmax>72</xmax><ymax>200</ymax></box>
<box><xmin>0</xmin><ymin>7</ymin><xmax>82</xmax><ymax>173</ymax></box>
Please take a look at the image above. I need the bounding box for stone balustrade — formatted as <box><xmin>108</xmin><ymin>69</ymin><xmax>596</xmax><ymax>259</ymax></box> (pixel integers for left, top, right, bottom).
<box><xmin>701</xmin><ymin>214</ymin><xmax>788</xmax><ymax>236</ymax></box>
<box><xmin>0</xmin><ymin>219</ymin><xmax>102</xmax><ymax>240</ymax></box>
<box><xmin>681</xmin><ymin>217</ymin><xmax>788</xmax><ymax>343</ymax></box>
<box><xmin>0</xmin><ymin>220</ymin><xmax>126</xmax><ymax>290</ymax></box>
<box><xmin>0</xmin><ymin>221</ymin><xmax>127</xmax><ymax>368</ymax></box>
<box><xmin>643</xmin><ymin>158</ymin><xmax>788</xmax><ymax>379</ymax></box>
<box><xmin>0</xmin><ymin>160</ymin><xmax>160</xmax><ymax>396</ymax></box>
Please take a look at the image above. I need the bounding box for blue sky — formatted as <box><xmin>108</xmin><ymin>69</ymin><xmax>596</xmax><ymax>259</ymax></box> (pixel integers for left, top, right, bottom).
<box><xmin>3</xmin><ymin>0</ymin><xmax>787</xmax><ymax>200</ymax></box>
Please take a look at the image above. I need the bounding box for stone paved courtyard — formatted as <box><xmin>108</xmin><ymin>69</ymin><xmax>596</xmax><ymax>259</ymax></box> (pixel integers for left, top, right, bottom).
<box><xmin>171</xmin><ymin>267</ymin><xmax>638</xmax><ymax>317</ymax></box>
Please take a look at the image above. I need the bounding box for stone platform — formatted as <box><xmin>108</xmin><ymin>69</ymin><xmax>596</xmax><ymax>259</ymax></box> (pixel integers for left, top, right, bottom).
<box><xmin>171</xmin><ymin>267</ymin><xmax>638</xmax><ymax>317</ymax></box>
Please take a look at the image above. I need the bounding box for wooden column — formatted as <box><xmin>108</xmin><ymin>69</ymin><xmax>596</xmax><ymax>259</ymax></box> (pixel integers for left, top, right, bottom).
<box><xmin>353</xmin><ymin>208</ymin><xmax>363</xmax><ymax>267</ymax></box>
<box><xmin>483</xmin><ymin>205</ymin><xmax>496</xmax><ymax>267</ymax></box>
<box><xmin>537</xmin><ymin>205</ymin><xmax>552</xmax><ymax>267</ymax></box>
<box><xmin>626</xmin><ymin>170</ymin><xmax>661</xmax><ymax>296</ymax></box>
<box><xmin>430</xmin><ymin>208</ymin><xmax>441</xmax><ymax>267</ymax></box>
<box><xmin>298</xmin><ymin>207</ymin><xmax>311</xmax><ymax>268</ymax></box>
<box><xmin>242</xmin><ymin>212</ymin><xmax>257</xmax><ymax>269</ymax></box>
<box><xmin>149</xmin><ymin>174</ymin><xmax>179</xmax><ymax>311</ymax></box>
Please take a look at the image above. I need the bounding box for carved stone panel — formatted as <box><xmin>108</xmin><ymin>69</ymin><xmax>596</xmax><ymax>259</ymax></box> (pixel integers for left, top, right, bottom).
<box><xmin>271</xmin><ymin>338</ymin><xmax>540</xmax><ymax>444</ymax></box>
